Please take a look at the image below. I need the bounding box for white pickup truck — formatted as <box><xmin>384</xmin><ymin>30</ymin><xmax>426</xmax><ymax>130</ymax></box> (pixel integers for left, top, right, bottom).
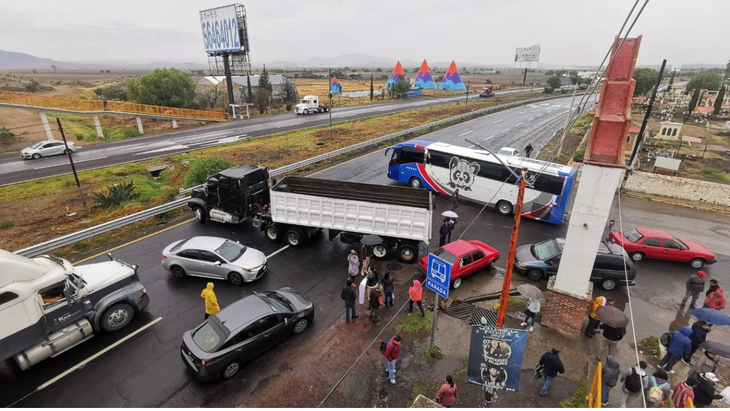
<box><xmin>294</xmin><ymin>95</ymin><xmax>329</xmax><ymax>115</ymax></box>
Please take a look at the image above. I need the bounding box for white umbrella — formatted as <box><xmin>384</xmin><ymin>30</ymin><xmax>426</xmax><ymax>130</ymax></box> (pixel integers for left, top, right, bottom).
<box><xmin>442</xmin><ymin>211</ymin><xmax>459</xmax><ymax>219</ymax></box>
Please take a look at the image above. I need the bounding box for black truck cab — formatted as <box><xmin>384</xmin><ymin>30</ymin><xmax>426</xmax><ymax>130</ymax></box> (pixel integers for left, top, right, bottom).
<box><xmin>189</xmin><ymin>165</ymin><xmax>270</xmax><ymax>224</ymax></box>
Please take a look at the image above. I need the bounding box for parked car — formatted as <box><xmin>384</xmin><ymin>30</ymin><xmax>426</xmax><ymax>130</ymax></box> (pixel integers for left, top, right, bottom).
<box><xmin>609</xmin><ymin>228</ymin><xmax>716</xmax><ymax>269</ymax></box>
<box><xmin>161</xmin><ymin>236</ymin><xmax>267</xmax><ymax>285</ymax></box>
<box><xmin>21</xmin><ymin>140</ymin><xmax>76</xmax><ymax>160</ymax></box>
<box><xmin>514</xmin><ymin>238</ymin><xmax>636</xmax><ymax>291</ymax></box>
<box><xmin>181</xmin><ymin>288</ymin><xmax>314</xmax><ymax>381</ymax></box>
<box><xmin>418</xmin><ymin>239</ymin><xmax>500</xmax><ymax>288</ymax></box>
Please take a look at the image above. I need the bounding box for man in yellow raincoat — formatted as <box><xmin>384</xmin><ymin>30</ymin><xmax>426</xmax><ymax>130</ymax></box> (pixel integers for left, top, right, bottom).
<box><xmin>201</xmin><ymin>282</ymin><xmax>221</xmax><ymax>319</ymax></box>
<box><xmin>585</xmin><ymin>296</ymin><xmax>606</xmax><ymax>337</ymax></box>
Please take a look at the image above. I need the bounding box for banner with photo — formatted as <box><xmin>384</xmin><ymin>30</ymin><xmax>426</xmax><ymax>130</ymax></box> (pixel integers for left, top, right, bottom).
<box><xmin>466</xmin><ymin>326</ymin><xmax>528</xmax><ymax>392</ymax></box>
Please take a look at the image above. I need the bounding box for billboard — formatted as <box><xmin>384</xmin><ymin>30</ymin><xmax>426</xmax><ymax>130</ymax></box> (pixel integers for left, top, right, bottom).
<box><xmin>467</xmin><ymin>326</ymin><xmax>528</xmax><ymax>392</ymax></box>
<box><xmin>514</xmin><ymin>45</ymin><xmax>541</xmax><ymax>69</ymax></box>
<box><xmin>200</xmin><ymin>4</ymin><xmax>244</xmax><ymax>54</ymax></box>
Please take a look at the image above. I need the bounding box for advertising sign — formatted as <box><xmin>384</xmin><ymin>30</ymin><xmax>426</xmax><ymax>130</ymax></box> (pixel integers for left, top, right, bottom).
<box><xmin>514</xmin><ymin>45</ymin><xmax>541</xmax><ymax>69</ymax></box>
<box><xmin>425</xmin><ymin>253</ymin><xmax>451</xmax><ymax>299</ymax></box>
<box><xmin>654</xmin><ymin>157</ymin><xmax>682</xmax><ymax>171</ymax></box>
<box><xmin>467</xmin><ymin>326</ymin><xmax>528</xmax><ymax>392</ymax></box>
<box><xmin>200</xmin><ymin>4</ymin><xmax>243</xmax><ymax>54</ymax></box>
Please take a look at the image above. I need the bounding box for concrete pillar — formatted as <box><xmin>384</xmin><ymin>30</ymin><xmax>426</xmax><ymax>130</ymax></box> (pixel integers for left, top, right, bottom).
<box><xmin>39</xmin><ymin>111</ymin><xmax>54</xmax><ymax>140</ymax></box>
<box><xmin>93</xmin><ymin>115</ymin><xmax>104</xmax><ymax>139</ymax></box>
<box><xmin>172</xmin><ymin>119</ymin><xmax>178</xmax><ymax>129</ymax></box>
<box><xmin>136</xmin><ymin>116</ymin><xmax>144</xmax><ymax>134</ymax></box>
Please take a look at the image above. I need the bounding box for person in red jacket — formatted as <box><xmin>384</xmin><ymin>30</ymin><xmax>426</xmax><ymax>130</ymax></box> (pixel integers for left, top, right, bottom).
<box><xmin>436</xmin><ymin>375</ymin><xmax>458</xmax><ymax>407</ymax></box>
<box><xmin>408</xmin><ymin>280</ymin><xmax>425</xmax><ymax>316</ymax></box>
<box><xmin>384</xmin><ymin>335</ymin><xmax>402</xmax><ymax>384</ymax></box>
<box><xmin>705</xmin><ymin>289</ymin><xmax>726</xmax><ymax>311</ymax></box>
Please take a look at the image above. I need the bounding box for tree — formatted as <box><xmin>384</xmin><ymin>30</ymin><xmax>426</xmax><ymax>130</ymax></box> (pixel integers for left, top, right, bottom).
<box><xmin>258</xmin><ymin>64</ymin><xmax>272</xmax><ymax>94</ymax></box>
<box><xmin>485</xmin><ymin>79</ymin><xmax>492</xmax><ymax>84</ymax></box>
<box><xmin>688</xmin><ymin>88</ymin><xmax>701</xmax><ymax>115</ymax></box>
<box><xmin>24</xmin><ymin>79</ymin><xmax>41</xmax><ymax>92</ymax></box>
<box><xmin>686</xmin><ymin>72</ymin><xmax>722</xmax><ymax>91</ymax></box>
<box><xmin>632</xmin><ymin>67</ymin><xmax>658</xmax><ymax>96</ymax></box>
<box><xmin>51</xmin><ymin>65</ymin><xmax>57</xmax><ymax>72</ymax></box>
<box><xmin>282</xmin><ymin>80</ymin><xmax>298</xmax><ymax>105</ymax></box>
<box><xmin>545</xmin><ymin>70</ymin><xmax>555</xmax><ymax>76</ymax></box>
<box><xmin>547</xmin><ymin>76</ymin><xmax>562</xmax><ymax>89</ymax></box>
<box><xmin>713</xmin><ymin>85</ymin><xmax>726</xmax><ymax>117</ymax></box>
<box><xmin>205</xmin><ymin>86</ymin><xmax>223</xmax><ymax>108</ymax></box>
<box><xmin>127</xmin><ymin>68</ymin><xmax>196</xmax><ymax>108</ymax></box>
<box><xmin>370</xmin><ymin>74</ymin><xmax>374</xmax><ymax>101</ymax></box>
<box><xmin>185</xmin><ymin>157</ymin><xmax>234</xmax><ymax>187</ymax></box>
<box><xmin>253</xmin><ymin>88</ymin><xmax>271</xmax><ymax>114</ymax></box>
<box><xmin>246</xmin><ymin>73</ymin><xmax>253</xmax><ymax>103</ymax></box>
<box><xmin>725</xmin><ymin>59</ymin><xmax>730</xmax><ymax>83</ymax></box>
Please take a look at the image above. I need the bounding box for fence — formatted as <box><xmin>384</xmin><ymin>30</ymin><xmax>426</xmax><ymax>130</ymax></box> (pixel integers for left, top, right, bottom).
<box><xmin>587</xmin><ymin>361</ymin><xmax>602</xmax><ymax>408</ymax></box>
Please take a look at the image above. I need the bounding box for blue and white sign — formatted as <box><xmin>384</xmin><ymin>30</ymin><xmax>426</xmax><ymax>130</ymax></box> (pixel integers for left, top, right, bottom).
<box><xmin>200</xmin><ymin>4</ymin><xmax>243</xmax><ymax>54</ymax></box>
<box><xmin>425</xmin><ymin>253</ymin><xmax>451</xmax><ymax>299</ymax></box>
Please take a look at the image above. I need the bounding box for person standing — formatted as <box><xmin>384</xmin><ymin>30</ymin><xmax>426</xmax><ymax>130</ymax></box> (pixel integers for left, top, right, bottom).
<box><xmin>347</xmin><ymin>250</ymin><xmax>360</xmax><ymax>277</ymax></box>
<box><xmin>408</xmin><ymin>279</ymin><xmax>425</xmax><ymax>316</ymax></box>
<box><xmin>682</xmin><ymin>321</ymin><xmax>710</xmax><ymax>365</ymax></box>
<box><xmin>595</xmin><ymin>323</ymin><xmax>625</xmax><ymax>360</ymax></box>
<box><xmin>601</xmin><ymin>356</ymin><xmax>621</xmax><ymax>407</ymax></box>
<box><xmin>369</xmin><ymin>285</ymin><xmax>385</xmax><ymax>323</ymax></box>
<box><xmin>646</xmin><ymin>370</ymin><xmax>672</xmax><ymax>406</ymax></box>
<box><xmin>538</xmin><ymin>348</ymin><xmax>565</xmax><ymax>396</ymax></box>
<box><xmin>672</xmin><ymin>376</ymin><xmax>698</xmax><ymax>408</ymax></box>
<box><xmin>704</xmin><ymin>288</ymin><xmax>726</xmax><ymax>311</ymax></box>
<box><xmin>366</xmin><ymin>267</ymin><xmax>379</xmax><ymax>305</ymax></box>
<box><xmin>658</xmin><ymin>329</ymin><xmax>692</xmax><ymax>374</ymax></box>
<box><xmin>200</xmin><ymin>282</ymin><xmax>220</xmax><ymax>320</ymax></box>
<box><xmin>705</xmin><ymin>279</ymin><xmax>720</xmax><ymax>298</ymax></box>
<box><xmin>620</xmin><ymin>361</ymin><xmax>649</xmax><ymax>408</ymax></box>
<box><xmin>585</xmin><ymin>296</ymin><xmax>606</xmax><ymax>337</ymax></box>
<box><xmin>524</xmin><ymin>143</ymin><xmax>534</xmax><ymax>158</ymax></box>
<box><xmin>681</xmin><ymin>271</ymin><xmax>707</xmax><ymax>309</ymax></box>
<box><xmin>384</xmin><ymin>334</ymin><xmax>402</xmax><ymax>384</ymax></box>
<box><xmin>382</xmin><ymin>272</ymin><xmax>394</xmax><ymax>307</ymax></box>
<box><xmin>693</xmin><ymin>372</ymin><xmax>723</xmax><ymax>408</ymax></box>
<box><xmin>439</xmin><ymin>219</ymin><xmax>450</xmax><ymax>247</ymax></box>
<box><xmin>450</xmin><ymin>189</ymin><xmax>459</xmax><ymax>211</ymax></box>
<box><xmin>520</xmin><ymin>297</ymin><xmax>541</xmax><ymax>332</ymax></box>
<box><xmin>689</xmin><ymin>350</ymin><xmax>720</xmax><ymax>379</ymax></box>
<box><xmin>436</xmin><ymin>375</ymin><xmax>458</xmax><ymax>408</ymax></box>
<box><xmin>360</xmin><ymin>244</ymin><xmax>371</xmax><ymax>276</ymax></box>
<box><xmin>341</xmin><ymin>278</ymin><xmax>359</xmax><ymax>323</ymax></box>
<box><xmin>447</xmin><ymin>218</ymin><xmax>456</xmax><ymax>243</ymax></box>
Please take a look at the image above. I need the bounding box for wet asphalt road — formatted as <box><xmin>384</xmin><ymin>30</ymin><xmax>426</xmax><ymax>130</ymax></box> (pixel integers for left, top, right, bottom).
<box><xmin>2</xmin><ymin>96</ymin><xmax>729</xmax><ymax>407</ymax></box>
<box><xmin>0</xmin><ymin>88</ymin><xmax>537</xmax><ymax>186</ymax></box>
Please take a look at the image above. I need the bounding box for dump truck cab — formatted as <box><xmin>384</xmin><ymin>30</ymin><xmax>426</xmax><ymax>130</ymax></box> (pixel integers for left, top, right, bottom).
<box><xmin>188</xmin><ymin>165</ymin><xmax>270</xmax><ymax>224</ymax></box>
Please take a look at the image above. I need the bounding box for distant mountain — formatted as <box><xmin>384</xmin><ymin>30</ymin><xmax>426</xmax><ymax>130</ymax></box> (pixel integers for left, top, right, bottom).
<box><xmin>0</xmin><ymin>49</ymin><xmax>207</xmax><ymax>71</ymax></box>
<box><xmin>0</xmin><ymin>49</ymin><xmax>60</xmax><ymax>69</ymax></box>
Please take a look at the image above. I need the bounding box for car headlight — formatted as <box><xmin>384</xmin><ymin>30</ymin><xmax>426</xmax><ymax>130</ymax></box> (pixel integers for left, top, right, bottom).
<box><xmin>305</xmin><ymin>303</ymin><xmax>313</xmax><ymax>310</ymax></box>
<box><xmin>517</xmin><ymin>262</ymin><xmax>527</xmax><ymax>269</ymax></box>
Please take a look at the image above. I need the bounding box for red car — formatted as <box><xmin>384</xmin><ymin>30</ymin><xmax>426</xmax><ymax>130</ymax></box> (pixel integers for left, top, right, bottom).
<box><xmin>609</xmin><ymin>228</ymin><xmax>716</xmax><ymax>268</ymax></box>
<box><xmin>418</xmin><ymin>239</ymin><xmax>500</xmax><ymax>289</ymax></box>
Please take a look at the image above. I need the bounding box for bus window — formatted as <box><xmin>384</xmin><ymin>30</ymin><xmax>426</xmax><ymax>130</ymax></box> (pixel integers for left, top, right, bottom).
<box><xmin>533</xmin><ymin>174</ymin><xmax>564</xmax><ymax>196</ymax></box>
<box><xmin>389</xmin><ymin>148</ymin><xmax>402</xmax><ymax>166</ymax></box>
<box><xmin>400</xmin><ymin>147</ymin><xmax>425</xmax><ymax>164</ymax></box>
<box><xmin>426</xmin><ymin>150</ymin><xmax>450</xmax><ymax>168</ymax></box>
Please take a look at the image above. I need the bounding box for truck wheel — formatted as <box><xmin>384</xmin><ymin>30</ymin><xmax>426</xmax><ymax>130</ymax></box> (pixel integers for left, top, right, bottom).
<box><xmin>285</xmin><ymin>228</ymin><xmax>305</xmax><ymax>248</ymax></box>
<box><xmin>303</xmin><ymin>109</ymin><xmax>309</xmax><ymax>115</ymax></box>
<box><xmin>265</xmin><ymin>224</ymin><xmax>283</xmax><ymax>242</ymax></box>
<box><xmin>397</xmin><ymin>243</ymin><xmax>418</xmax><ymax>263</ymax></box>
<box><xmin>372</xmin><ymin>243</ymin><xmax>390</xmax><ymax>260</ymax></box>
<box><xmin>496</xmin><ymin>201</ymin><xmax>513</xmax><ymax>216</ymax></box>
<box><xmin>193</xmin><ymin>207</ymin><xmax>206</xmax><ymax>224</ymax></box>
<box><xmin>101</xmin><ymin>303</ymin><xmax>135</xmax><ymax>332</ymax></box>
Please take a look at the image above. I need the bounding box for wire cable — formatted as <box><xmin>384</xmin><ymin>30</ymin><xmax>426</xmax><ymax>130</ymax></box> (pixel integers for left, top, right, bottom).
<box><xmin>3</xmin><ymin>123</ymin><xmax>49</xmax><ymax>131</ymax></box>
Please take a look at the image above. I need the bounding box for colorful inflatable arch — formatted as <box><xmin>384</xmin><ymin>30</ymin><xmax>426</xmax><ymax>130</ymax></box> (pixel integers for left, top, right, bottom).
<box><xmin>438</xmin><ymin>61</ymin><xmax>466</xmax><ymax>91</ymax></box>
<box><xmin>414</xmin><ymin>60</ymin><xmax>436</xmax><ymax>89</ymax></box>
<box><xmin>331</xmin><ymin>76</ymin><xmax>342</xmax><ymax>93</ymax></box>
<box><xmin>385</xmin><ymin>61</ymin><xmax>406</xmax><ymax>88</ymax></box>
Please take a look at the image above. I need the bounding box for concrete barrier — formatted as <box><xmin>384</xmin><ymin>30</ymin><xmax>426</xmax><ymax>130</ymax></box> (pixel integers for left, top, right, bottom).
<box><xmin>624</xmin><ymin>171</ymin><xmax>730</xmax><ymax>207</ymax></box>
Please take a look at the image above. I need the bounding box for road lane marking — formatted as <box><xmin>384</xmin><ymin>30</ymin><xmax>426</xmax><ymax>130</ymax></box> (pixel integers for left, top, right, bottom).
<box><xmin>515</xmin><ymin>122</ymin><xmax>523</xmax><ymax>127</ymax></box>
<box><xmin>266</xmin><ymin>245</ymin><xmax>290</xmax><ymax>259</ymax></box>
<box><xmin>492</xmin><ymin>119</ymin><xmax>503</xmax><ymax>124</ymax></box>
<box><xmin>502</xmin><ymin>128</ymin><xmax>511</xmax><ymax>133</ymax></box>
<box><xmin>458</xmin><ymin>130</ymin><xmax>473</xmax><ymax>137</ymax></box>
<box><xmin>484</xmin><ymin>135</ymin><xmax>495</xmax><ymax>141</ymax></box>
<box><xmin>528</xmin><ymin>117</ymin><xmax>535</xmax><ymax>121</ymax></box>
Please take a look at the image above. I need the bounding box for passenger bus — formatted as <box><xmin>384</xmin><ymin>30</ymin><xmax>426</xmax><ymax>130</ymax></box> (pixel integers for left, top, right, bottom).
<box><xmin>385</xmin><ymin>140</ymin><xmax>578</xmax><ymax>225</ymax></box>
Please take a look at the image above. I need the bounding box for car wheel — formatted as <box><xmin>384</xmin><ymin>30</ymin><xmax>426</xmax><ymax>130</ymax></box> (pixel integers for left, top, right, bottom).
<box><xmin>409</xmin><ymin>177</ymin><xmax>422</xmax><ymax>189</ymax></box>
<box><xmin>397</xmin><ymin>243</ymin><xmax>418</xmax><ymax>263</ymax></box>
<box><xmin>293</xmin><ymin>318</ymin><xmax>309</xmax><ymax>334</ymax></box>
<box><xmin>228</xmin><ymin>272</ymin><xmax>244</xmax><ymax>286</ymax></box>
<box><xmin>452</xmin><ymin>277</ymin><xmax>462</xmax><ymax>289</ymax></box>
<box><xmin>526</xmin><ymin>268</ymin><xmax>544</xmax><ymax>281</ymax></box>
<box><xmin>101</xmin><ymin>303</ymin><xmax>134</xmax><ymax>332</ymax></box>
<box><xmin>600</xmin><ymin>278</ymin><xmax>618</xmax><ymax>291</ymax></box>
<box><xmin>285</xmin><ymin>229</ymin><xmax>305</xmax><ymax>248</ymax></box>
<box><xmin>32</xmin><ymin>153</ymin><xmax>41</xmax><ymax>160</ymax></box>
<box><xmin>630</xmin><ymin>252</ymin><xmax>644</xmax><ymax>262</ymax></box>
<box><xmin>221</xmin><ymin>360</ymin><xmax>242</xmax><ymax>380</ymax></box>
<box><xmin>63</xmin><ymin>148</ymin><xmax>72</xmax><ymax>155</ymax></box>
<box><xmin>689</xmin><ymin>258</ymin><xmax>705</xmax><ymax>269</ymax></box>
<box><xmin>265</xmin><ymin>224</ymin><xmax>282</xmax><ymax>242</ymax></box>
<box><xmin>170</xmin><ymin>265</ymin><xmax>186</xmax><ymax>279</ymax></box>
<box><xmin>303</xmin><ymin>109</ymin><xmax>309</xmax><ymax>115</ymax></box>
<box><xmin>372</xmin><ymin>243</ymin><xmax>390</xmax><ymax>260</ymax></box>
<box><xmin>193</xmin><ymin>207</ymin><xmax>206</xmax><ymax>224</ymax></box>
<box><xmin>496</xmin><ymin>201</ymin><xmax>513</xmax><ymax>216</ymax></box>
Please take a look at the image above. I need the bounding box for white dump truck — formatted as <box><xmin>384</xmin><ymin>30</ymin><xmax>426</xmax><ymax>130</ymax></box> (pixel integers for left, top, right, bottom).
<box><xmin>294</xmin><ymin>95</ymin><xmax>329</xmax><ymax>115</ymax></box>
<box><xmin>187</xmin><ymin>166</ymin><xmax>433</xmax><ymax>263</ymax></box>
<box><xmin>0</xmin><ymin>250</ymin><xmax>149</xmax><ymax>370</ymax></box>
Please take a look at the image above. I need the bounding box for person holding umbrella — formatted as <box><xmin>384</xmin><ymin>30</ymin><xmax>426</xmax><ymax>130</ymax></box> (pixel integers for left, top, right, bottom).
<box><xmin>689</xmin><ymin>348</ymin><xmax>721</xmax><ymax>379</ymax></box>
<box><xmin>682</xmin><ymin>320</ymin><xmax>711</xmax><ymax>366</ymax></box>
<box><xmin>439</xmin><ymin>219</ymin><xmax>450</xmax><ymax>247</ymax></box>
<box><xmin>517</xmin><ymin>284</ymin><xmax>542</xmax><ymax>332</ymax></box>
<box><xmin>593</xmin><ymin>305</ymin><xmax>627</xmax><ymax>361</ymax></box>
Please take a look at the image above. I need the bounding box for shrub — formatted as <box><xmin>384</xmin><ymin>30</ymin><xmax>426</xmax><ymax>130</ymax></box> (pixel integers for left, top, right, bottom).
<box><xmin>0</xmin><ymin>221</ymin><xmax>14</xmax><ymax>230</ymax></box>
<box><xmin>184</xmin><ymin>156</ymin><xmax>234</xmax><ymax>187</ymax></box>
<box><xmin>573</xmin><ymin>148</ymin><xmax>586</xmax><ymax>162</ymax></box>
<box><xmin>94</xmin><ymin>181</ymin><xmax>139</xmax><ymax>207</ymax></box>
<box><xmin>160</xmin><ymin>185</ymin><xmax>179</xmax><ymax>202</ymax></box>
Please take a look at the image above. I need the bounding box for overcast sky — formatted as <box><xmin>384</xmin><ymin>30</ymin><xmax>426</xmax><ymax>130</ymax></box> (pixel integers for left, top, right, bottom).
<box><xmin>1</xmin><ymin>0</ymin><xmax>728</xmax><ymax>67</ymax></box>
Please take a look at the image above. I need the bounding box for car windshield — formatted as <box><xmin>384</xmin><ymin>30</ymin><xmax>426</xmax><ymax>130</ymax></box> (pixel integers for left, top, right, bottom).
<box><xmin>215</xmin><ymin>240</ymin><xmax>246</xmax><ymax>262</ymax></box>
<box><xmin>624</xmin><ymin>229</ymin><xmax>643</xmax><ymax>243</ymax></box>
<box><xmin>531</xmin><ymin>240</ymin><xmax>562</xmax><ymax>261</ymax></box>
<box><xmin>30</xmin><ymin>142</ymin><xmax>44</xmax><ymax>149</ymax></box>
<box><xmin>674</xmin><ymin>238</ymin><xmax>688</xmax><ymax>249</ymax></box>
<box><xmin>192</xmin><ymin>322</ymin><xmax>224</xmax><ymax>352</ymax></box>
<box><xmin>432</xmin><ymin>248</ymin><xmax>458</xmax><ymax>265</ymax></box>
<box><xmin>262</xmin><ymin>292</ymin><xmax>294</xmax><ymax>313</ymax></box>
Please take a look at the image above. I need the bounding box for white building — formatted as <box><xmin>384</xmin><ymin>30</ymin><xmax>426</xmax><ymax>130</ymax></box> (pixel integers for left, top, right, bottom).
<box><xmin>655</xmin><ymin>121</ymin><xmax>683</xmax><ymax>140</ymax></box>
<box><xmin>196</xmin><ymin>75</ymin><xmax>291</xmax><ymax>102</ymax></box>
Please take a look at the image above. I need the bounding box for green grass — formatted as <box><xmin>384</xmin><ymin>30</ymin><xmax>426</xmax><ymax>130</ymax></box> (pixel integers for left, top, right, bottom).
<box><xmin>410</xmin><ymin>379</ymin><xmax>429</xmax><ymax>405</ymax></box>
<box><xmin>421</xmin><ymin>345</ymin><xmax>443</xmax><ymax>364</ymax></box>
<box><xmin>699</xmin><ymin>167</ymin><xmax>730</xmax><ymax>182</ymax></box>
<box><xmin>0</xmin><ymin>221</ymin><xmax>14</xmax><ymax>230</ymax></box>
<box><xmin>569</xmin><ymin>113</ymin><xmax>594</xmax><ymax>134</ymax></box>
<box><xmin>395</xmin><ymin>310</ymin><xmax>433</xmax><ymax>334</ymax></box>
<box><xmin>640</xmin><ymin>336</ymin><xmax>661</xmax><ymax>356</ymax></box>
<box><xmin>559</xmin><ymin>378</ymin><xmax>587</xmax><ymax>408</ymax></box>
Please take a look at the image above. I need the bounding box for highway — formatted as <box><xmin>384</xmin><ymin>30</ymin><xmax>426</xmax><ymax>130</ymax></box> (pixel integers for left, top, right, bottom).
<box><xmin>3</xmin><ymin>96</ymin><xmax>728</xmax><ymax>407</ymax></box>
<box><xmin>0</xmin><ymin>88</ymin><xmax>536</xmax><ymax>186</ymax></box>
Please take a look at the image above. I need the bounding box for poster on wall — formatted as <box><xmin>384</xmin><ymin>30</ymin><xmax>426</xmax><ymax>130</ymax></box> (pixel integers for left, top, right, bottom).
<box><xmin>466</xmin><ymin>326</ymin><xmax>528</xmax><ymax>392</ymax></box>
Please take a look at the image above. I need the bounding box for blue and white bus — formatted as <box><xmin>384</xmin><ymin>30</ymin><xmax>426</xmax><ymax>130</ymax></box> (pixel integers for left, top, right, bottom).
<box><xmin>385</xmin><ymin>140</ymin><xmax>578</xmax><ymax>225</ymax></box>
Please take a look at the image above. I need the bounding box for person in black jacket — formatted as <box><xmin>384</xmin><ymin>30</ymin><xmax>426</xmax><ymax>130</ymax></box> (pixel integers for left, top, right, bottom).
<box><xmin>693</xmin><ymin>372</ymin><xmax>723</xmax><ymax>408</ymax></box>
<box><xmin>594</xmin><ymin>323</ymin><xmax>625</xmax><ymax>361</ymax></box>
<box><xmin>439</xmin><ymin>219</ymin><xmax>450</xmax><ymax>247</ymax></box>
<box><xmin>539</xmin><ymin>348</ymin><xmax>565</xmax><ymax>396</ymax></box>
<box><xmin>341</xmin><ymin>278</ymin><xmax>359</xmax><ymax>323</ymax></box>
<box><xmin>382</xmin><ymin>272</ymin><xmax>395</xmax><ymax>307</ymax></box>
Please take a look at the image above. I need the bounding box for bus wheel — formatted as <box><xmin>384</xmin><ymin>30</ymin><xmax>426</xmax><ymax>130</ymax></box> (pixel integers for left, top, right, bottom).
<box><xmin>409</xmin><ymin>177</ymin><xmax>422</xmax><ymax>189</ymax></box>
<box><xmin>496</xmin><ymin>201</ymin><xmax>513</xmax><ymax>216</ymax></box>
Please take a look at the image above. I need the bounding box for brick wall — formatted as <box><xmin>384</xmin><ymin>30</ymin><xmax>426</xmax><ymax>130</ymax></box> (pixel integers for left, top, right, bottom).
<box><xmin>541</xmin><ymin>277</ymin><xmax>592</xmax><ymax>338</ymax></box>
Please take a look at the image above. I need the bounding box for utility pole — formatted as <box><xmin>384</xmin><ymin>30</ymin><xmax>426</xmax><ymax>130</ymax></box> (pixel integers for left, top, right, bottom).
<box><xmin>497</xmin><ymin>169</ymin><xmax>527</xmax><ymax>327</ymax></box>
<box><xmin>222</xmin><ymin>53</ymin><xmax>236</xmax><ymax>115</ymax></box>
<box><xmin>465</xmin><ymin>81</ymin><xmax>470</xmax><ymax>112</ymax></box>
<box><xmin>522</xmin><ymin>68</ymin><xmax>528</xmax><ymax>85</ymax></box>
<box><xmin>429</xmin><ymin>291</ymin><xmax>439</xmax><ymax>355</ymax></box>
<box><xmin>328</xmin><ymin>68</ymin><xmax>333</xmax><ymax>140</ymax></box>
<box><xmin>57</xmin><ymin>118</ymin><xmax>85</xmax><ymax>206</ymax></box>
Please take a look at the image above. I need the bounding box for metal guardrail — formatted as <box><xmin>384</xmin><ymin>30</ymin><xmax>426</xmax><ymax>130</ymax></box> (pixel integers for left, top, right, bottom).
<box><xmin>16</xmin><ymin>94</ymin><xmax>565</xmax><ymax>257</ymax></box>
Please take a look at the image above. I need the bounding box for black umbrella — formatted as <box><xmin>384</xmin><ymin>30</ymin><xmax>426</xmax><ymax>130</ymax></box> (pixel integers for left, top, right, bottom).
<box><xmin>359</xmin><ymin>235</ymin><xmax>383</xmax><ymax>246</ymax></box>
<box><xmin>595</xmin><ymin>306</ymin><xmax>629</xmax><ymax>328</ymax></box>
<box><xmin>701</xmin><ymin>341</ymin><xmax>730</xmax><ymax>358</ymax></box>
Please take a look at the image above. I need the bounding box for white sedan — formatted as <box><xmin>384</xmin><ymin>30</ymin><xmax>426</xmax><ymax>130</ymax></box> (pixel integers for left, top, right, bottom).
<box><xmin>21</xmin><ymin>140</ymin><xmax>77</xmax><ymax>160</ymax></box>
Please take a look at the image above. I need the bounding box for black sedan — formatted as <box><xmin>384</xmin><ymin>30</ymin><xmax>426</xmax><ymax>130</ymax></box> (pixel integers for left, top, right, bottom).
<box><xmin>181</xmin><ymin>288</ymin><xmax>314</xmax><ymax>381</ymax></box>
